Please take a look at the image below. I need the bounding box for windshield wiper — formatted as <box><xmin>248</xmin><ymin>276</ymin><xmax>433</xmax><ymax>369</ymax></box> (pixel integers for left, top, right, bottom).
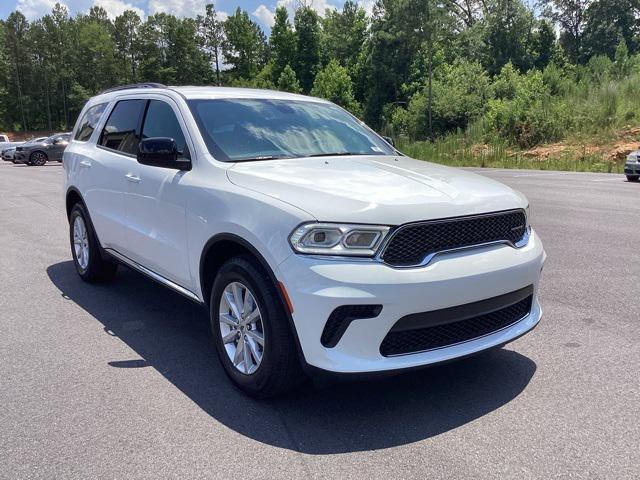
<box><xmin>234</xmin><ymin>154</ymin><xmax>294</xmax><ymax>162</ymax></box>
<box><xmin>306</xmin><ymin>152</ymin><xmax>360</xmax><ymax>158</ymax></box>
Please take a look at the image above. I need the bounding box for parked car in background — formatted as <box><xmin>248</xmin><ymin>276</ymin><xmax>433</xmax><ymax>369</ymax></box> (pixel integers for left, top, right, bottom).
<box><xmin>0</xmin><ymin>134</ymin><xmax>25</xmax><ymax>153</ymax></box>
<box><xmin>14</xmin><ymin>133</ymin><xmax>71</xmax><ymax>166</ymax></box>
<box><xmin>64</xmin><ymin>84</ymin><xmax>545</xmax><ymax>398</ymax></box>
<box><xmin>2</xmin><ymin>147</ymin><xmax>17</xmax><ymax>161</ymax></box>
<box><xmin>3</xmin><ymin>137</ymin><xmax>48</xmax><ymax>162</ymax></box>
<box><xmin>625</xmin><ymin>150</ymin><xmax>640</xmax><ymax>182</ymax></box>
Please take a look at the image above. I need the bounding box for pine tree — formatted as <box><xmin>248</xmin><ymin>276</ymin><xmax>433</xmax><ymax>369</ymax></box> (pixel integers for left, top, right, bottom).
<box><xmin>277</xmin><ymin>64</ymin><xmax>301</xmax><ymax>93</ymax></box>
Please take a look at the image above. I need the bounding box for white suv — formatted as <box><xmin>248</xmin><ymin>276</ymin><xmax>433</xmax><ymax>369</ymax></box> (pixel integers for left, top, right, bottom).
<box><xmin>64</xmin><ymin>84</ymin><xmax>545</xmax><ymax>397</ymax></box>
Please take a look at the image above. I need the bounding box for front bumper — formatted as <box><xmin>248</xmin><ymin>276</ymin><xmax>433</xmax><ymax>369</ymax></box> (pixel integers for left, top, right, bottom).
<box><xmin>278</xmin><ymin>229</ymin><xmax>545</xmax><ymax>374</ymax></box>
<box><xmin>624</xmin><ymin>162</ymin><xmax>640</xmax><ymax>175</ymax></box>
<box><xmin>13</xmin><ymin>152</ymin><xmax>28</xmax><ymax>164</ymax></box>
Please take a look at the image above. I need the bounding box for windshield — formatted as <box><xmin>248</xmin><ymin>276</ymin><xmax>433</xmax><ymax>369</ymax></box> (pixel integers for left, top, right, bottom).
<box><xmin>188</xmin><ymin>98</ymin><xmax>396</xmax><ymax>162</ymax></box>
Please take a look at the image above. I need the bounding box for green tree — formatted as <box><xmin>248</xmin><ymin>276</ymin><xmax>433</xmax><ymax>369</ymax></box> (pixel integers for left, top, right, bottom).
<box><xmin>612</xmin><ymin>38</ymin><xmax>630</xmax><ymax>78</ymax></box>
<box><xmin>541</xmin><ymin>0</ymin><xmax>591</xmax><ymax>63</ymax></box>
<box><xmin>222</xmin><ymin>8</ymin><xmax>267</xmax><ymax>80</ymax></box>
<box><xmin>0</xmin><ymin>22</ymin><xmax>9</xmax><ymax>129</ymax></box>
<box><xmin>322</xmin><ymin>1</ymin><xmax>368</xmax><ymax>75</ymax></box>
<box><xmin>139</xmin><ymin>14</ymin><xmax>211</xmax><ymax>85</ymax></box>
<box><xmin>269</xmin><ymin>7</ymin><xmax>296</xmax><ymax>82</ymax></box>
<box><xmin>532</xmin><ymin>20</ymin><xmax>557</xmax><ymax>70</ymax></box>
<box><xmin>3</xmin><ymin>11</ymin><xmax>30</xmax><ymax>130</ymax></box>
<box><xmin>277</xmin><ymin>64</ymin><xmax>301</xmax><ymax>93</ymax></box>
<box><xmin>581</xmin><ymin>0</ymin><xmax>638</xmax><ymax>60</ymax></box>
<box><xmin>483</xmin><ymin>0</ymin><xmax>536</xmax><ymax>74</ymax></box>
<box><xmin>74</xmin><ymin>13</ymin><xmax>120</xmax><ymax>93</ymax></box>
<box><xmin>114</xmin><ymin>10</ymin><xmax>142</xmax><ymax>83</ymax></box>
<box><xmin>402</xmin><ymin>59</ymin><xmax>492</xmax><ymax>137</ymax></box>
<box><xmin>360</xmin><ymin>1</ymin><xmax>426</xmax><ymax>128</ymax></box>
<box><xmin>294</xmin><ymin>6</ymin><xmax>321</xmax><ymax>93</ymax></box>
<box><xmin>200</xmin><ymin>3</ymin><xmax>224</xmax><ymax>85</ymax></box>
<box><xmin>311</xmin><ymin>59</ymin><xmax>360</xmax><ymax>115</ymax></box>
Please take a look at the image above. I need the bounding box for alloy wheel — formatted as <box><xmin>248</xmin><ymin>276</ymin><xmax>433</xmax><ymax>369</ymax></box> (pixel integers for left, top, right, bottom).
<box><xmin>32</xmin><ymin>152</ymin><xmax>47</xmax><ymax>166</ymax></box>
<box><xmin>218</xmin><ymin>281</ymin><xmax>265</xmax><ymax>374</ymax></box>
<box><xmin>73</xmin><ymin>215</ymin><xmax>89</xmax><ymax>271</ymax></box>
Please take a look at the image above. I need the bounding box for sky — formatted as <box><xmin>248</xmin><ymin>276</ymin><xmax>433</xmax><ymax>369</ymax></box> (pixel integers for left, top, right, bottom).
<box><xmin>0</xmin><ymin>0</ymin><xmax>376</xmax><ymax>32</ymax></box>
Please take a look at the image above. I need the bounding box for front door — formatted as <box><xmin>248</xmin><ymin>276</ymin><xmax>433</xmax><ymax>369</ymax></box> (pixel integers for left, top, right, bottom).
<box><xmin>122</xmin><ymin>98</ymin><xmax>193</xmax><ymax>289</ymax></box>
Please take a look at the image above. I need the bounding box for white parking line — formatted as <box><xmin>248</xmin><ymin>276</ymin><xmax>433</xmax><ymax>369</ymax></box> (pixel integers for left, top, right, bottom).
<box><xmin>589</xmin><ymin>177</ymin><xmax>626</xmax><ymax>182</ymax></box>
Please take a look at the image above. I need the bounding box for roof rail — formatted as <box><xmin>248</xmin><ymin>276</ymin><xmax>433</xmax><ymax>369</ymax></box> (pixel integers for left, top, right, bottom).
<box><xmin>99</xmin><ymin>82</ymin><xmax>167</xmax><ymax>94</ymax></box>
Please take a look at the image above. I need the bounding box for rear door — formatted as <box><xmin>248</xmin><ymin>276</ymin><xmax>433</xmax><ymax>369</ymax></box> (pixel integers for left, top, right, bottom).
<box><xmin>78</xmin><ymin>99</ymin><xmax>146</xmax><ymax>251</ymax></box>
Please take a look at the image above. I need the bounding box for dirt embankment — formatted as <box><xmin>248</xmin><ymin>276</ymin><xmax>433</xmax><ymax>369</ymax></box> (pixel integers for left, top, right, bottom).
<box><xmin>518</xmin><ymin>127</ymin><xmax>640</xmax><ymax>162</ymax></box>
<box><xmin>466</xmin><ymin>127</ymin><xmax>640</xmax><ymax>163</ymax></box>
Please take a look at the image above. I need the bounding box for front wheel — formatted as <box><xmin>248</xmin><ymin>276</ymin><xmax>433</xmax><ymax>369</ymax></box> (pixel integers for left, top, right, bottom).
<box><xmin>210</xmin><ymin>255</ymin><xmax>304</xmax><ymax>398</ymax></box>
<box><xmin>69</xmin><ymin>203</ymin><xmax>118</xmax><ymax>282</ymax></box>
<box><xmin>626</xmin><ymin>174</ymin><xmax>639</xmax><ymax>182</ymax></box>
<box><xmin>30</xmin><ymin>151</ymin><xmax>47</xmax><ymax>166</ymax></box>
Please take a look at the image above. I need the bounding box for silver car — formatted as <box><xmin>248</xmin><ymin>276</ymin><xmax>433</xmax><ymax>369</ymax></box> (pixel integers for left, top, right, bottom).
<box><xmin>3</xmin><ymin>137</ymin><xmax>47</xmax><ymax>162</ymax></box>
<box><xmin>14</xmin><ymin>133</ymin><xmax>71</xmax><ymax>166</ymax></box>
<box><xmin>625</xmin><ymin>151</ymin><xmax>639</xmax><ymax>182</ymax></box>
<box><xmin>2</xmin><ymin>146</ymin><xmax>17</xmax><ymax>161</ymax></box>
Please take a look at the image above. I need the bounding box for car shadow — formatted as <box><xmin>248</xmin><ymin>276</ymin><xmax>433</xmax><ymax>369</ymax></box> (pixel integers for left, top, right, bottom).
<box><xmin>47</xmin><ymin>260</ymin><xmax>537</xmax><ymax>454</ymax></box>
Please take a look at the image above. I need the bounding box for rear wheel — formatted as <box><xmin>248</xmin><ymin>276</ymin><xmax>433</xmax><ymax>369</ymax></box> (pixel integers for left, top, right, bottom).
<box><xmin>30</xmin><ymin>151</ymin><xmax>47</xmax><ymax>166</ymax></box>
<box><xmin>626</xmin><ymin>175</ymin><xmax>639</xmax><ymax>182</ymax></box>
<box><xmin>69</xmin><ymin>203</ymin><xmax>117</xmax><ymax>283</ymax></box>
<box><xmin>210</xmin><ymin>255</ymin><xmax>304</xmax><ymax>398</ymax></box>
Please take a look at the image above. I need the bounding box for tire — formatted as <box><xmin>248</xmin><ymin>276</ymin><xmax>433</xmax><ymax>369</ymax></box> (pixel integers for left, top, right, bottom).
<box><xmin>626</xmin><ymin>175</ymin><xmax>639</xmax><ymax>182</ymax></box>
<box><xmin>30</xmin><ymin>151</ymin><xmax>48</xmax><ymax>166</ymax></box>
<box><xmin>69</xmin><ymin>203</ymin><xmax>118</xmax><ymax>283</ymax></box>
<box><xmin>210</xmin><ymin>255</ymin><xmax>304</xmax><ymax>398</ymax></box>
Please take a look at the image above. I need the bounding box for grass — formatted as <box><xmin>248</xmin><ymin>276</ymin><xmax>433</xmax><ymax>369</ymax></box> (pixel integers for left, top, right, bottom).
<box><xmin>396</xmin><ymin>135</ymin><xmax>628</xmax><ymax>173</ymax></box>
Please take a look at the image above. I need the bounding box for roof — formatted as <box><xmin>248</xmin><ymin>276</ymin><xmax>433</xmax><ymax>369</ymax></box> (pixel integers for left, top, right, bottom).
<box><xmin>169</xmin><ymin>86</ymin><xmax>325</xmax><ymax>102</ymax></box>
<box><xmin>94</xmin><ymin>84</ymin><xmax>327</xmax><ymax>104</ymax></box>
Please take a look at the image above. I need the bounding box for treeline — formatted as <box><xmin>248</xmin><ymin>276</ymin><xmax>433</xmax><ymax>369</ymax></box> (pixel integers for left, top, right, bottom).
<box><xmin>1</xmin><ymin>0</ymin><xmax>639</xmax><ymax>148</ymax></box>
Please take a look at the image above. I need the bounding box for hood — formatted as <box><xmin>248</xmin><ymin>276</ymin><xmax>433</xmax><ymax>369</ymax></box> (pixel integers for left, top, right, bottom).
<box><xmin>227</xmin><ymin>155</ymin><xmax>527</xmax><ymax>225</ymax></box>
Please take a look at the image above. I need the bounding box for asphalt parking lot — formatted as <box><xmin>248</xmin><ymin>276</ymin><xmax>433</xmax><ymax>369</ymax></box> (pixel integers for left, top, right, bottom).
<box><xmin>1</xmin><ymin>161</ymin><xmax>638</xmax><ymax>479</ymax></box>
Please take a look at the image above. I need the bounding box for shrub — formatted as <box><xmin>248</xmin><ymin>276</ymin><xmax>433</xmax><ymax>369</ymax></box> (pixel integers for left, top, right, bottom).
<box><xmin>485</xmin><ymin>67</ymin><xmax>570</xmax><ymax>147</ymax></box>
<box><xmin>311</xmin><ymin>60</ymin><xmax>361</xmax><ymax>115</ymax></box>
<box><xmin>401</xmin><ymin>59</ymin><xmax>492</xmax><ymax>138</ymax></box>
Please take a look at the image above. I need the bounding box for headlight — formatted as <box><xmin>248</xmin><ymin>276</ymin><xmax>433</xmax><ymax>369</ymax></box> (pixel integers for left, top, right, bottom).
<box><xmin>289</xmin><ymin>223</ymin><xmax>390</xmax><ymax>256</ymax></box>
<box><xmin>525</xmin><ymin>204</ymin><xmax>530</xmax><ymax>229</ymax></box>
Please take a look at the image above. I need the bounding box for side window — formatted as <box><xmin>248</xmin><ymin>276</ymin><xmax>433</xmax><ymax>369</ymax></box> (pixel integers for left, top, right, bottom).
<box><xmin>141</xmin><ymin>100</ymin><xmax>188</xmax><ymax>158</ymax></box>
<box><xmin>99</xmin><ymin>99</ymin><xmax>146</xmax><ymax>155</ymax></box>
<box><xmin>74</xmin><ymin>103</ymin><xmax>107</xmax><ymax>142</ymax></box>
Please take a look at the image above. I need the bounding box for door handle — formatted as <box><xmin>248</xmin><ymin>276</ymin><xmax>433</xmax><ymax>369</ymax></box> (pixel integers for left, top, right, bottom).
<box><xmin>79</xmin><ymin>160</ymin><xmax>92</xmax><ymax>168</ymax></box>
<box><xmin>125</xmin><ymin>173</ymin><xmax>141</xmax><ymax>183</ymax></box>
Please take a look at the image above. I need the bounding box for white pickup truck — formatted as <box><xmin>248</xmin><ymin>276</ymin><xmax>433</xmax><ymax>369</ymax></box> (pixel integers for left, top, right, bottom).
<box><xmin>0</xmin><ymin>134</ymin><xmax>25</xmax><ymax>151</ymax></box>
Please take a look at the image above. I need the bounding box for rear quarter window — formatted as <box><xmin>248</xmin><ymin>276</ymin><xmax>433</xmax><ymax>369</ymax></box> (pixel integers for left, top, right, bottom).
<box><xmin>75</xmin><ymin>103</ymin><xmax>108</xmax><ymax>142</ymax></box>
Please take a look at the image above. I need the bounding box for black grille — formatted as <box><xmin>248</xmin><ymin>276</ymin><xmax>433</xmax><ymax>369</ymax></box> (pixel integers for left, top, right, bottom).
<box><xmin>321</xmin><ymin>305</ymin><xmax>382</xmax><ymax>348</ymax></box>
<box><xmin>380</xmin><ymin>295</ymin><xmax>532</xmax><ymax>356</ymax></box>
<box><xmin>381</xmin><ymin>210</ymin><xmax>527</xmax><ymax>267</ymax></box>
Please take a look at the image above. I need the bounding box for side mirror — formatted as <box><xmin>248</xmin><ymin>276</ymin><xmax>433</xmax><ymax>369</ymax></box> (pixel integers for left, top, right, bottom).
<box><xmin>137</xmin><ymin>137</ymin><xmax>191</xmax><ymax>171</ymax></box>
<box><xmin>382</xmin><ymin>136</ymin><xmax>395</xmax><ymax>147</ymax></box>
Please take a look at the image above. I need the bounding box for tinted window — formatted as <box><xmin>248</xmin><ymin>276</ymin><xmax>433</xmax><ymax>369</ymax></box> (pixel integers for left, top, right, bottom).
<box><xmin>188</xmin><ymin>99</ymin><xmax>395</xmax><ymax>162</ymax></box>
<box><xmin>141</xmin><ymin>100</ymin><xmax>188</xmax><ymax>157</ymax></box>
<box><xmin>75</xmin><ymin>103</ymin><xmax>107</xmax><ymax>141</ymax></box>
<box><xmin>99</xmin><ymin>100</ymin><xmax>146</xmax><ymax>155</ymax></box>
